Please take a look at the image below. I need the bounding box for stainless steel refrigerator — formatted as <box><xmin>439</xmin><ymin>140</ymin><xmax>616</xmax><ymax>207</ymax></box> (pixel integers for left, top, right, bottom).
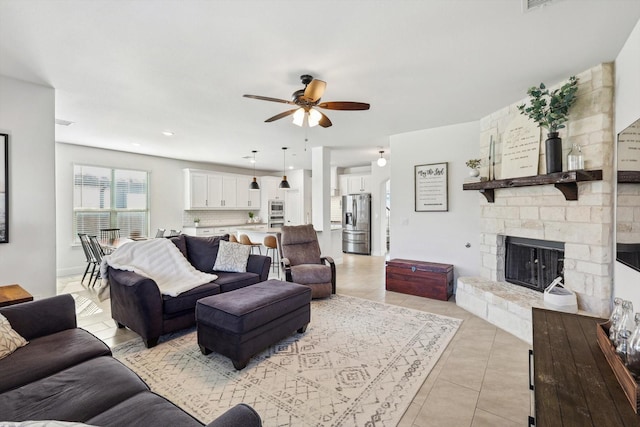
<box><xmin>342</xmin><ymin>193</ymin><xmax>371</xmax><ymax>255</ymax></box>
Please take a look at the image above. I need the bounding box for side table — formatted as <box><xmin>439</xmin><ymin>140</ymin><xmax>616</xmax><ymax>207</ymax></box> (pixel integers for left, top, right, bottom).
<box><xmin>0</xmin><ymin>284</ymin><xmax>34</xmax><ymax>307</ymax></box>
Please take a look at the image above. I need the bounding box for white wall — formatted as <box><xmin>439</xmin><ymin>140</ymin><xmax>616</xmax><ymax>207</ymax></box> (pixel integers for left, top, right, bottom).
<box><xmin>390</xmin><ymin>121</ymin><xmax>481</xmax><ymax>282</ymax></box>
<box><xmin>370</xmin><ymin>157</ymin><xmax>391</xmax><ymax>256</ymax></box>
<box><xmin>0</xmin><ymin>76</ymin><xmax>56</xmax><ymax>299</ymax></box>
<box><xmin>614</xmin><ymin>18</ymin><xmax>640</xmax><ymax>306</ymax></box>
<box><xmin>56</xmin><ymin>143</ymin><xmax>258</xmax><ymax>276</ymax></box>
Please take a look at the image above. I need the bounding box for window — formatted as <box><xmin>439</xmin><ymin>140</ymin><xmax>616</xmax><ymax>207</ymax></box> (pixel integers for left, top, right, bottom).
<box><xmin>73</xmin><ymin>165</ymin><xmax>149</xmax><ymax>240</ymax></box>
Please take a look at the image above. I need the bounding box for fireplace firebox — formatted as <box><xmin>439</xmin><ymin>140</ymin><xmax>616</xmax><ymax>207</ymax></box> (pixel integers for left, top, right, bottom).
<box><xmin>504</xmin><ymin>237</ymin><xmax>564</xmax><ymax>292</ymax></box>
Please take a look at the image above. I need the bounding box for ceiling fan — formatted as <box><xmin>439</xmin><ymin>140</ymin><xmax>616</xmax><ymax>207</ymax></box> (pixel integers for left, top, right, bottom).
<box><xmin>243</xmin><ymin>74</ymin><xmax>370</xmax><ymax>128</ymax></box>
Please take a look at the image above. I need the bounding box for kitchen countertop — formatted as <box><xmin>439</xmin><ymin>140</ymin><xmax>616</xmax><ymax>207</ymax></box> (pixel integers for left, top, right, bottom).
<box><xmin>183</xmin><ymin>222</ymin><xmax>267</xmax><ymax>228</ymax></box>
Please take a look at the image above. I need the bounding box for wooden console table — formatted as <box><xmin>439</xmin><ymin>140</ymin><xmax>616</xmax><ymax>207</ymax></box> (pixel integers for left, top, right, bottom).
<box><xmin>0</xmin><ymin>284</ymin><xmax>33</xmax><ymax>307</ymax></box>
<box><xmin>532</xmin><ymin>308</ymin><xmax>640</xmax><ymax>426</ymax></box>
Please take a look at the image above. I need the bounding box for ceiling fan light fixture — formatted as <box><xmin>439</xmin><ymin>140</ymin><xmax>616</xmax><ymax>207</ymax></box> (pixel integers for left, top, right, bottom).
<box><xmin>249</xmin><ymin>150</ymin><xmax>260</xmax><ymax>191</ymax></box>
<box><xmin>308</xmin><ymin>108</ymin><xmax>322</xmax><ymax>127</ymax></box>
<box><xmin>377</xmin><ymin>150</ymin><xmax>387</xmax><ymax>167</ymax></box>
<box><xmin>292</xmin><ymin>108</ymin><xmax>305</xmax><ymax>127</ymax></box>
<box><xmin>279</xmin><ymin>147</ymin><xmax>291</xmax><ymax>189</ymax></box>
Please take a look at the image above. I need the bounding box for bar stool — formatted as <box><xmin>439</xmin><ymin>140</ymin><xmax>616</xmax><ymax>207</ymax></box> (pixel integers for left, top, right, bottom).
<box><xmin>239</xmin><ymin>234</ymin><xmax>262</xmax><ymax>255</ymax></box>
<box><xmin>229</xmin><ymin>234</ymin><xmax>238</xmax><ymax>243</ymax></box>
<box><xmin>263</xmin><ymin>235</ymin><xmax>279</xmax><ymax>276</ymax></box>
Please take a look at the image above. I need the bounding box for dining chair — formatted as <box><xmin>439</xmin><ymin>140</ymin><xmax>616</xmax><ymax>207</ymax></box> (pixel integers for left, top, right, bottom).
<box><xmin>78</xmin><ymin>233</ymin><xmax>98</xmax><ymax>286</ymax></box>
<box><xmin>100</xmin><ymin>228</ymin><xmax>120</xmax><ymax>241</ymax></box>
<box><xmin>155</xmin><ymin>228</ymin><xmax>166</xmax><ymax>238</ymax></box>
<box><xmin>99</xmin><ymin>228</ymin><xmax>120</xmax><ymax>254</ymax></box>
<box><xmin>168</xmin><ymin>229</ymin><xmax>181</xmax><ymax>237</ymax></box>
<box><xmin>87</xmin><ymin>235</ymin><xmax>106</xmax><ymax>287</ymax></box>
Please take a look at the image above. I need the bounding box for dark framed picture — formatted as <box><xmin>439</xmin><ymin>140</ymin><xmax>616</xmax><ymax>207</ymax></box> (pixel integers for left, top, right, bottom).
<box><xmin>415</xmin><ymin>162</ymin><xmax>448</xmax><ymax>212</ymax></box>
<box><xmin>1</xmin><ymin>133</ymin><xmax>7</xmax><ymax>243</ymax></box>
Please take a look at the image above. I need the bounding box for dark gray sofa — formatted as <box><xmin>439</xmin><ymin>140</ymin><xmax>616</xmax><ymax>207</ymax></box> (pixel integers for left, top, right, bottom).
<box><xmin>0</xmin><ymin>295</ymin><xmax>262</xmax><ymax>426</ymax></box>
<box><xmin>109</xmin><ymin>234</ymin><xmax>271</xmax><ymax>348</ymax></box>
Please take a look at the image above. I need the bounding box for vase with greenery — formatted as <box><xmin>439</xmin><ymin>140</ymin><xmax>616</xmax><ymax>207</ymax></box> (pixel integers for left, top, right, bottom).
<box><xmin>193</xmin><ymin>217</ymin><xmax>200</xmax><ymax>227</ymax></box>
<box><xmin>465</xmin><ymin>159</ymin><xmax>482</xmax><ymax>177</ymax></box>
<box><xmin>248</xmin><ymin>211</ymin><xmax>254</xmax><ymax>223</ymax></box>
<box><xmin>517</xmin><ymin>76</ymin><xmax>579</xmax><ymax>173</ymax></box>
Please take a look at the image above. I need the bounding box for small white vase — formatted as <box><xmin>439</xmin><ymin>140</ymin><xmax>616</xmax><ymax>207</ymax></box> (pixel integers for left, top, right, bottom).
<box><xmin>468</xmin><ymin>168</ymin><xmax>480</xmax><ymax>177</ymax></box>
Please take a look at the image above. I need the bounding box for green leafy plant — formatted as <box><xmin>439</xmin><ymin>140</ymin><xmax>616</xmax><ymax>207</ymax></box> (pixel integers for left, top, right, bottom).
<box><xmin>517</xmin><ymin>76</ymin><xmax>579</xmax><ymax>133</ymax></box>
<box><xmin>465</xmin><ymin>159</ymin><xmax>482</xmax><ymax>169</ymax></box>
<box><xmin>248</xmin><ymin>212</ymin><xmax>254</xmax><ymax>219</ymax></box>
<box><xmin>193</xmin><ymin>217</ymin><xmax>200</xmax><ymax>223</ymax></box>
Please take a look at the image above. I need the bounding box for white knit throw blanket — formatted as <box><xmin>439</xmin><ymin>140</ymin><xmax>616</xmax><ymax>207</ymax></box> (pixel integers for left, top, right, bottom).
<box><xmin>99</xmin><ymin>238</ymin><xmax>217</xmax><ymax>297</ymax></box>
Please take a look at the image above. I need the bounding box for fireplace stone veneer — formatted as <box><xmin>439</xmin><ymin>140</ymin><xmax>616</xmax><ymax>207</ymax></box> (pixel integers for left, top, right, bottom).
<box><xmin>457</xmin><ymin>63</ymin><xmax>615</xmax><ymax>341</ymax></box>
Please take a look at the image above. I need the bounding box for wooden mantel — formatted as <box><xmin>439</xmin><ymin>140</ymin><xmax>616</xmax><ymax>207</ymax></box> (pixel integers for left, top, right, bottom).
<box><xmin>462</xmin><ymin>169</ymin><xmax>603</xmax><ymax>203</ymax></box>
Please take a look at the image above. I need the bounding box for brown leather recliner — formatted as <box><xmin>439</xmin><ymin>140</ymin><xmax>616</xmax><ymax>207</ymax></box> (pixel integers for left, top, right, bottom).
<box><xmin>277</xmin><ymin>224</ymin><xmax>336</xmax><ymax>298</ymax></box>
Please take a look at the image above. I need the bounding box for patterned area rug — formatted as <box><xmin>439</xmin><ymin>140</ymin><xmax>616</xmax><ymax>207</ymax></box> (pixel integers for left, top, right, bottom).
<box><xmin>71</xmin><ymin>293</ymin><xmax>103</xmax><ymax>318</ymax></box>
<box><xmin>112</xmin><ymin>294</ymin><xmax>461</xmax><ymax>427</ymax></box>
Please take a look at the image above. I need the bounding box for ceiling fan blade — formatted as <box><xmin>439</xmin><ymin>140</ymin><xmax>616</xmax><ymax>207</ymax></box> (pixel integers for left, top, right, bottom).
<box><xmin>302</xmin><ymin>79</ymin><xmax>326</xmax><ymax>102</ymax></box>
<box><xmin>317</xmin><ymin>111</ymin><xmax>332</xmax><ymax>128</ymax></box>
<box><xmin>317</xmin><ymin>101</ymin><xmax>370</xmax><ymax>111</ymax></box>
<box><xmin>243</xmin><ymin>94</ymin><xmax>295</xmax><ymax>105</ymax></box>
<box><xmin>264</xmin><ymin>108</ymin><xmax>299</xmax><ymax>123</ymax></box>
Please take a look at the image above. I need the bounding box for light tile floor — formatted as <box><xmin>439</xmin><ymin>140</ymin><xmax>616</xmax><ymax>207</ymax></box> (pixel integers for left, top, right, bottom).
<box><xmin>57</xmin><ymin>254</ymin><xmax>532</xmax><ymax>427</ymax></box>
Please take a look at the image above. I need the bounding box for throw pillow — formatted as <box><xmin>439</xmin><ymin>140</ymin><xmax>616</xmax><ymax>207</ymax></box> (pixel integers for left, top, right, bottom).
<box><xmin>213</xmin><ymin>240</ymin><xmax>251</xmax><ymax>273</ymax></box>
<box><xmin>0</xmin><ymin>313</ymin><xmax>28</xmax><ymax>360</ymax></box>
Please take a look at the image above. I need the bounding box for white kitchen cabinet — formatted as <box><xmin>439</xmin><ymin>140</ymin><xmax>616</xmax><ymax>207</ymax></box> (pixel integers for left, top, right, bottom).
<box><xmin>201</xmin><ymin>174</ymin><xmax>236</xmax><ymax>208</ymax></box>
<box><xmin>186</xmin><ymin>171</ymin><xmax>209</xmax><ymax>208</ymax></box>
<box><xmin>184</xmin><ymin>169</ymin><xmax>248</xmax><ymax>209</ymax></box>
<box><xmin>236</xmin><ymin>176</ymin><xmax>261</xmax><ymax>209</ymax></box>
<box><xmin>185</xmin><ymin>170</ymin><xmax>221</xmax><ymax>209</ymax></box>
<box><xmin>346</xmin><ymin>174</ymin><xmax>371</xmax><ymax>194</ymax></box>
<box><xmin>339</xmin><ymin>175</ymin><xmax>348</xmax><ymax>196</ymax></box>
<box><xmin>260</xmin><ymin>176</ymin><xmax>285</xmax><ymax>201</ymax></box>
<box><xmin>182</xmin><ymin>226</ymin><xmax>217</xmax><ymax>236</ymax></box>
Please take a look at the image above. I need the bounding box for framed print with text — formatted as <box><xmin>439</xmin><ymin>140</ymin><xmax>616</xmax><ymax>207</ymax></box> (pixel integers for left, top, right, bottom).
<box><xmin>415</xmin><ymin>162</ymin><xmax>448</xmax><ymax>212</ymax></box>
<box><xmin>1</xmin><ymin>133</ymin><xmax>8</xmax><ymax>243</ymax></box>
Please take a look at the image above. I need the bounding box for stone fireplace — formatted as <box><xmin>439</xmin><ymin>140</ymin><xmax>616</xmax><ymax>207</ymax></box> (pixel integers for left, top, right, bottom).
<box><xmin>457</xmin><ymin>63</ymin><xmax>615</xmax><ymax>343</ymax></box>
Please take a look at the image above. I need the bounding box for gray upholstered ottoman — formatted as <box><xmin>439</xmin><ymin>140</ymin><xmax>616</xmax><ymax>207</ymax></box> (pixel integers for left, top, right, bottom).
<box><xmin>195</xmin><ymin>279</ymin><xmax>312</xmax><ymax>370</ymax></box>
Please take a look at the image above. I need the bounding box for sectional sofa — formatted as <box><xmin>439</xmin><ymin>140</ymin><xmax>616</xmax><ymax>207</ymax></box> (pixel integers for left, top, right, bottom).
<box><xmin>0</xmin><ymin>294</ymin><xmax>262</xmax><ymax>426</ymax></box>
<box><xmin>109</xmin><ymin>234</ymin><xmax>271</xmax><ymax>347</ymax></box>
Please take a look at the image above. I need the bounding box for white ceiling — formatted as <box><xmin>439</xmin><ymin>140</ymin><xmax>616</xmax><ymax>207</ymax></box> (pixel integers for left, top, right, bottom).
<box><xmin>1</xmin><ymin>0</ymin><xmax>639</xmax><ymax>172</ymax></box>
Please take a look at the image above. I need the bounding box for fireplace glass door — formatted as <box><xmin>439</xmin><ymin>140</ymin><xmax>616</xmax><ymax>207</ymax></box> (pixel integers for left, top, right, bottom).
<box><xmin>505</xmin><ymin>237</ymin><xmax>564</xmax><ymax>292</ymax></box>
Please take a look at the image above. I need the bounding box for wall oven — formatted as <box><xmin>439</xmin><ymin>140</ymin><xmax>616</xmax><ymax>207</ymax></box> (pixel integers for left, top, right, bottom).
<box><xmin>268</xmin><ymin>200</ymin><xmax>285</xmax><ymax>229</ymax></box>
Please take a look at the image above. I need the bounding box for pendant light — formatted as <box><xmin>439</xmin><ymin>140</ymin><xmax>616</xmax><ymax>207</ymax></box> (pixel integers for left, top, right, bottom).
<box><xmin>249</xmin><ymin>150</ymin><xmax>260</xmax><ymax>190</ymax></box>
<box><xmin>279</xmin><ymin>147</ymin><xmax>290</xmax><ymax>189</ymax></box>
<box><xmin>377</xmin><ymin>150</ymin><xmax>387</xmax><ymax>167</ymax></box>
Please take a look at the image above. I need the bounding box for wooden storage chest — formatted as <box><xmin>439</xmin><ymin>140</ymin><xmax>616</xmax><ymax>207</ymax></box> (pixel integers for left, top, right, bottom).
<box><xmin>385</xmin><ymin>259</ymin><xmax>453</xmax><ymax>301</ymax></box>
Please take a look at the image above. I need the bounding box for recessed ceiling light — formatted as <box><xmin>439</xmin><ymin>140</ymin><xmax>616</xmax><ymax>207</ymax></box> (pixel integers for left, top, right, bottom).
<box><xmin>162</xmin><ymin>131</ymin><xmax>174</xmax><ymax>136</ymax></box>
<box><xmin>55</xmin><ymin>118</ymin><xmax>74</xmax><ymax>126</ymax></box>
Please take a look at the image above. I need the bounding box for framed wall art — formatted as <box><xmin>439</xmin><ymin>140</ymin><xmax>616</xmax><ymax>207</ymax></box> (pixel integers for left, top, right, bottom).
<box><xmin>0</xmin><ymin>133</ymin><xmax>7</xmax><ymax>243</ymax></box>
<box><xmin>415</xmin><ymin>162</ymin><xmax>448</xmax><ymax>212</ymax></box>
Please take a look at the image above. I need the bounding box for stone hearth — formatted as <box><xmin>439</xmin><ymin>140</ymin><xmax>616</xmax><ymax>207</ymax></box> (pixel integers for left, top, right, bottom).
<box><xmin>456</xmin><ymin>277</ymin><xmax>542</xmax><ymax>343</ymax></box>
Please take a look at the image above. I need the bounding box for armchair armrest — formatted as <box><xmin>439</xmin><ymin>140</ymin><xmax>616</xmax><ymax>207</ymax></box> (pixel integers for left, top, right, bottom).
<box><xmin>206</xmin><ymin>403</ymin><xmax>262</xmax><ymax>427</ymax></box>
<box><xmin>321</xmin><ymin>256</ymin><xmax>337</xmax><ymax>294</ymax></box>
<box><xmin>0</xmin><ymin>294</ymin><xmax>76</xmax><ymax>340</ymax></box>
<box><xmin>108</xmin><ymin>267</ymin><xmax>164</xmax><ymax>347</ymax></box>
<box><xmin>247</xmin><ymin>254</ymin><xmax>271</xmax><ymax>281</ymax></box>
